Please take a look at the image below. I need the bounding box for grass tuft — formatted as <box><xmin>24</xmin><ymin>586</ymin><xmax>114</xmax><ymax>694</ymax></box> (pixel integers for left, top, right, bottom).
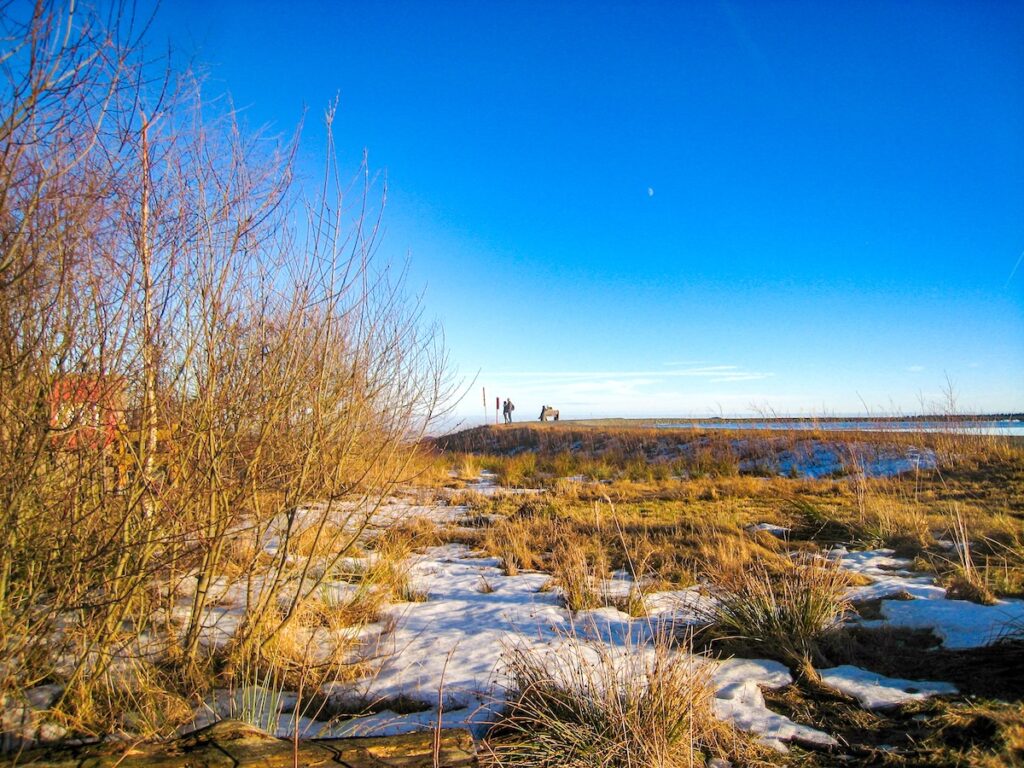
<box><xmin>551</xmin><ymin>536</ymin><xmax>609</xmax><ymax>612</ymax></box>
<box><xmin>487</xmin><ymin>516</ymin><xmax>541</xmax><ymax>576</ymax></box>
<box><xmin>941</xmin><ymin>508</ymin><xmax>998</xmax><ymax>605</ymax></box>
<box><xmin>490</xmin><ymin>634</ymin><xmax>742</xmax><ymax>768</ymax></box>
<box><xmin>700</xmin><ymin>552</ymin><xmax>851</xmax><ymax>674</ymax></box>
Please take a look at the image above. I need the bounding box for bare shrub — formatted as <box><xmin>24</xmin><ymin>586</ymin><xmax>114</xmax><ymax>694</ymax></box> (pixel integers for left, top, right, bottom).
<box><xmin>0</xmin><ymin>0</ymin><xmax>455</xmax><ymax>744</ymax></box>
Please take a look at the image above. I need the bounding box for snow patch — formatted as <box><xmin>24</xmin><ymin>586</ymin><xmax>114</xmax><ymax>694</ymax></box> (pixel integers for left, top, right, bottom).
<box><xmin>311</xmin><ymin>545</ymin><xmax>835</xmax><ymax>749</ymax></box>
<box><xmin>819</xmin><ymin>665</ymin><xmax>957</xmax><ymax>709</ymax></box>
<box><xmin>833</xmin><ymin>548</ymin><xmax>946</xmax><ymax>601</ymax></box>
<box><xmin>870</xmin><ymin>598</ymin><xmax>1024</xmax><ymax>649</ymax></box>
<box><xmin>713</xmin><ymin>679</ymin><xmax>837</xmax><ymax>751</ymax></box>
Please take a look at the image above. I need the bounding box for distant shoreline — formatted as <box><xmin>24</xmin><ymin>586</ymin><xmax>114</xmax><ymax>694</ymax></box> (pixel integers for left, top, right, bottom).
<box><xmin>435</xmin><ymin>414</ymin><xmax>1024</xmax><ymax>439</ymax></box>
<box><xmin>568</xmin><ymin>414</ymin><xmax>1023</xmax><ymax>425</ymax></box>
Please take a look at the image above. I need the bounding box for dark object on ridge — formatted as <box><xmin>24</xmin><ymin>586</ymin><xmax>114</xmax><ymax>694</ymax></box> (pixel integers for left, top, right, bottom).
<box><xmin>539</xmin><ymin>405</ymin><xmax>560</xmax><ymax>421</ymax></box>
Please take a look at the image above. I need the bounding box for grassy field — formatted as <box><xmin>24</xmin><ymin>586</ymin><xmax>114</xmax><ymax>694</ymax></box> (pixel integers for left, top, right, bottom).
<box><xmin>428</xmin><ymin>422</ymin><xmax>1024</xmax><ymax>767</ymax></box>
<box><xmin>4</xmin><ymin>420</ymin><xmax>1021</xmax><ymax>765</ymax></box>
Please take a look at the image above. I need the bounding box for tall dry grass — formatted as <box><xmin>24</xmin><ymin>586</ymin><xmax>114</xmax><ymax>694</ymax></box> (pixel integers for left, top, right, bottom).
<box><xmin>486</xmin><ymin>517</ymin><xmax>543</xmax><ymax>576</ymax></box>
<box><xmin>491</xmin><ymin>634</ymin><xmax>741</xmax><ymax>768</ymax></box>
<box><xmin>551</xmin><ymin>536</ymin><xmax>610</xmax><ymax>612</ymax></box>
<box><xmin>938</xmin><ymin>507</ymin><xmax>998</xmax><ymax>605</ymax></box>
<box><xmin>699</xmin><ymin>553</ymin><xmax>852</xmax><ymax>676</ymax></box>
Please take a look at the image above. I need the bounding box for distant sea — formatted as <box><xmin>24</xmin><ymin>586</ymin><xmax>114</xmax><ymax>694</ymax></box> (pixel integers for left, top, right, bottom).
<box><xmin>652</xmin><ymin>419</ymin><xmax>1024</xmax><ymax>436</ymax></box>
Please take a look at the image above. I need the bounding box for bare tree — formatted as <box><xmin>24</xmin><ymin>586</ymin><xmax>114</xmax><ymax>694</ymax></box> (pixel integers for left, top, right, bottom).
<box><xmin>1</xmin><ymin>0</ymin><xmax>456</xmax><ymax>743</ymax></box>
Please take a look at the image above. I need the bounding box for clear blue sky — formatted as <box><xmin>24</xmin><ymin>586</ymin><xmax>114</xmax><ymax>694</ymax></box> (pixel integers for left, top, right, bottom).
<box><xmin>144</xmin><ymin>0</ymin><xmax>1023</xmax><ymax>421</ymax></box>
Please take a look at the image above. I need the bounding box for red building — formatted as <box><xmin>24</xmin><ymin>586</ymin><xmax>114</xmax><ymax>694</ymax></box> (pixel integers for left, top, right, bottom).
<box><xmin>50</xmin><ymin>374</ymin><xmax>126</xmax><ymax>450</ymax></box>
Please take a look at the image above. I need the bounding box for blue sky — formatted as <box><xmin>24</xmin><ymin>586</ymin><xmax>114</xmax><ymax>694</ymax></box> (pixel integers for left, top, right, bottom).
<box><xmin>144</xmin><ymin>0</ymin><xmax>1024</xmax><ymax>421</ymax></box>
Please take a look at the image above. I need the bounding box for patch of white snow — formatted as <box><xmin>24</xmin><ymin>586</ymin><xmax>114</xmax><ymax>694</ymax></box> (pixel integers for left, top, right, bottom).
<box><xmin>870</xmin><ymin>598</ymin><xmax>1024</xmax><ymax>649</ymax></box>
<box><xmin>819</xmin><ymin>665</ymin><xmax>957</xmax><ymax>709</ymax></box>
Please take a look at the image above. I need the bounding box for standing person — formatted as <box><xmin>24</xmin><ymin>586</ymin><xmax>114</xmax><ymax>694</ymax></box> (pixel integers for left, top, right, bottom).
<box><xmin>502</xmin><ymin>399</ymin><xmax>510</xmax><ymax>424</ymax></box>
<box><xmin>507</xmin><ymin>399</ymin><xmax>515</xmax><ymax>423</ymax></box>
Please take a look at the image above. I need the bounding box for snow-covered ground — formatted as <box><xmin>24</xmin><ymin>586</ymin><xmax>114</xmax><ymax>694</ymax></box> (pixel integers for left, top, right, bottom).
<box><xmin>170</xmin><ymin>514</ymin><xmax>1023</xmax><ymax>750</ymax></box>
<box><xmin>305</xmin><ymin>544</ymin><xmax>838</xmax><ymax>752</ymax></box>
<box><xmin>865</xmin><ymin>598</ymin><xmax>1024</xmax><ymax>649</ymax></box>
<box><xmin>290</xmin><ymin>527</ymin><xmax>1020</xmax><ymax>750</ymax></box>
<box><xmin>460</xmin><ymin>470</ymin><xmax>542</xmax><ymax>497</ymax></box>
<box><xmin>739</xmin><ymin>442</ymin><xmax>936</xmax><ymax>479</ymax></box>
<box><xmin>835</xmin><ymin>546</ymin><xmax>1024</xmax><ymax>648</ymax></box>
<box><xmin>292</xmin><ymin>531</ymin><xmax>1024</xmax><ymax>750</ymax></box>
<box><xmin>10</xmin><ymin>482</ymin><xmax>1021</xmax><ymax>755</ymax></box>
<box><xmin>832</xmin><ymin>547</ymin><xmax>947</xmax><ymax>601</ymax></box>
<box><xmin>818</xmin><ymin>666</ymin><xmax>957</xmax><ymax>709</ymax></box>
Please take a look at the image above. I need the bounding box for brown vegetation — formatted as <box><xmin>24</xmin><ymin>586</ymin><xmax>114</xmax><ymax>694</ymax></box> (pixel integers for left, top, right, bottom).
<box><xmin>426</xmin><ymin>421</ymin><xmax>1024</xmax><ymax>766</ymax></box>
<box><xmin>489</xmin><ymin>635</ymin><xmax>755</xmax><ymax>768</ymax></box>
<box><xmin>1</xmin><ymin>1</ymin><xmax>453</xmax><ymax>747</ymax></box>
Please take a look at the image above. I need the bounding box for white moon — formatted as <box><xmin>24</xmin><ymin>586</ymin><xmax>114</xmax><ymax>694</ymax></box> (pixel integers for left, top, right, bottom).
<box><xmin>647</xmin><ymin>187</ymin><xmax>654</xmax><ymax>197</ymax></box>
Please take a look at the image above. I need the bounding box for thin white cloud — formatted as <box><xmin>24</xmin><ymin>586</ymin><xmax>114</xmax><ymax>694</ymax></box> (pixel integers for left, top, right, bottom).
<box><xmin>495</xmin><ymin>365</ymin><xmax>765</xmax><ymax>381</ymax></box>
<box><xmin>710</xmin><ymin>372</ymin><xmax>775</xmax><ymax>383</ymax></box>
<box><xmin>473</xmin><ymin>364</ymin><xmax>778</xmax><ymax>420</ymax></box>
<box><xmin>1006</xmin><ymin>248</ymin><xmax>1024</xmax><ymax>287</ymax></box>
<box><xmin>906</xmin><ymin>365</ymin><xmax>925</xmax><ymax>373</ymax></box>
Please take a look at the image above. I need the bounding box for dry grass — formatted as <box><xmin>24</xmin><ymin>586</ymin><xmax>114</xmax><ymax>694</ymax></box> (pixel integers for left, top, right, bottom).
<box><xmin>489</xmin><ymin>634</ymin><xmax>752</xmax><ymax>768</ymax></box>
<box><xmin>453</xmin><ymin>452</ymin><xmax>483</xmax><ymax>482</ymax></box>
<box><xmin>938</xmin><ymin>508</ymin><xmax>998</xmax><ymax>605</ymax></box>
<box><xmin>49</xmin><ymin>656</ymin><xmax>195</xmax><ymax>744</ymax></box>
<box><xmin>403</xmin><ymin>447</ymin><xmax>462</xmax><ymax>488</ymax></box>
<box><xmin>455</xmin><ymin>426</ymin><xmax>1024</xmax><ymax>614</ymax></box>
<box><xmin>694</xmin><ymin>523</ymin><xmax>791</xmax><ymax>579</ymax></box>
<box><xmin>551</xmin><ymin>535</ymin><xmax>610</xmax><ymax>612</ymax></box>
<box><xmin>362</xmin><ymin>527</ymin><xmax>427</xmax><ymax>604</ymax></box>
<box><xmin>440</xmin><ymin>424</ymin><xmax>1024</xmax><ymax>767</ymax></box>
<box><xmin>699</xmin><ymin>552</ymin><xmax>852</xmax><ymax>675</ymax></box>
<box><xmin>493</xmin><ymin>453</ymin><xmax>540</xmax><ymax>487</ymax></box>
<box><xmin>238</xmin><ymin>604</ymin><xmax>358</xmax><ymax>692</ymax></box>
<box><xmin>852</xmin><ymin>478</ymin><xmax>934</xmax><ymax>552</ymax></box>
<box><xmin>486</xmin><ymin>516</ymin><xmax>546</xmax><ymax>576</ymax></box>
<box><xmin>469</xmin><ymin>492</ymin><xmax>818</xmax><ymax>599</ymax></box>
<box><xmin>447</xmin><ymin>488</ymin><xmax>493</xmax><ymax>509</ymax></box>
<box><xmin>926</xmin><ymin>701</ymin><xmax>1024</xmax><ymax>767</ymax></box>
